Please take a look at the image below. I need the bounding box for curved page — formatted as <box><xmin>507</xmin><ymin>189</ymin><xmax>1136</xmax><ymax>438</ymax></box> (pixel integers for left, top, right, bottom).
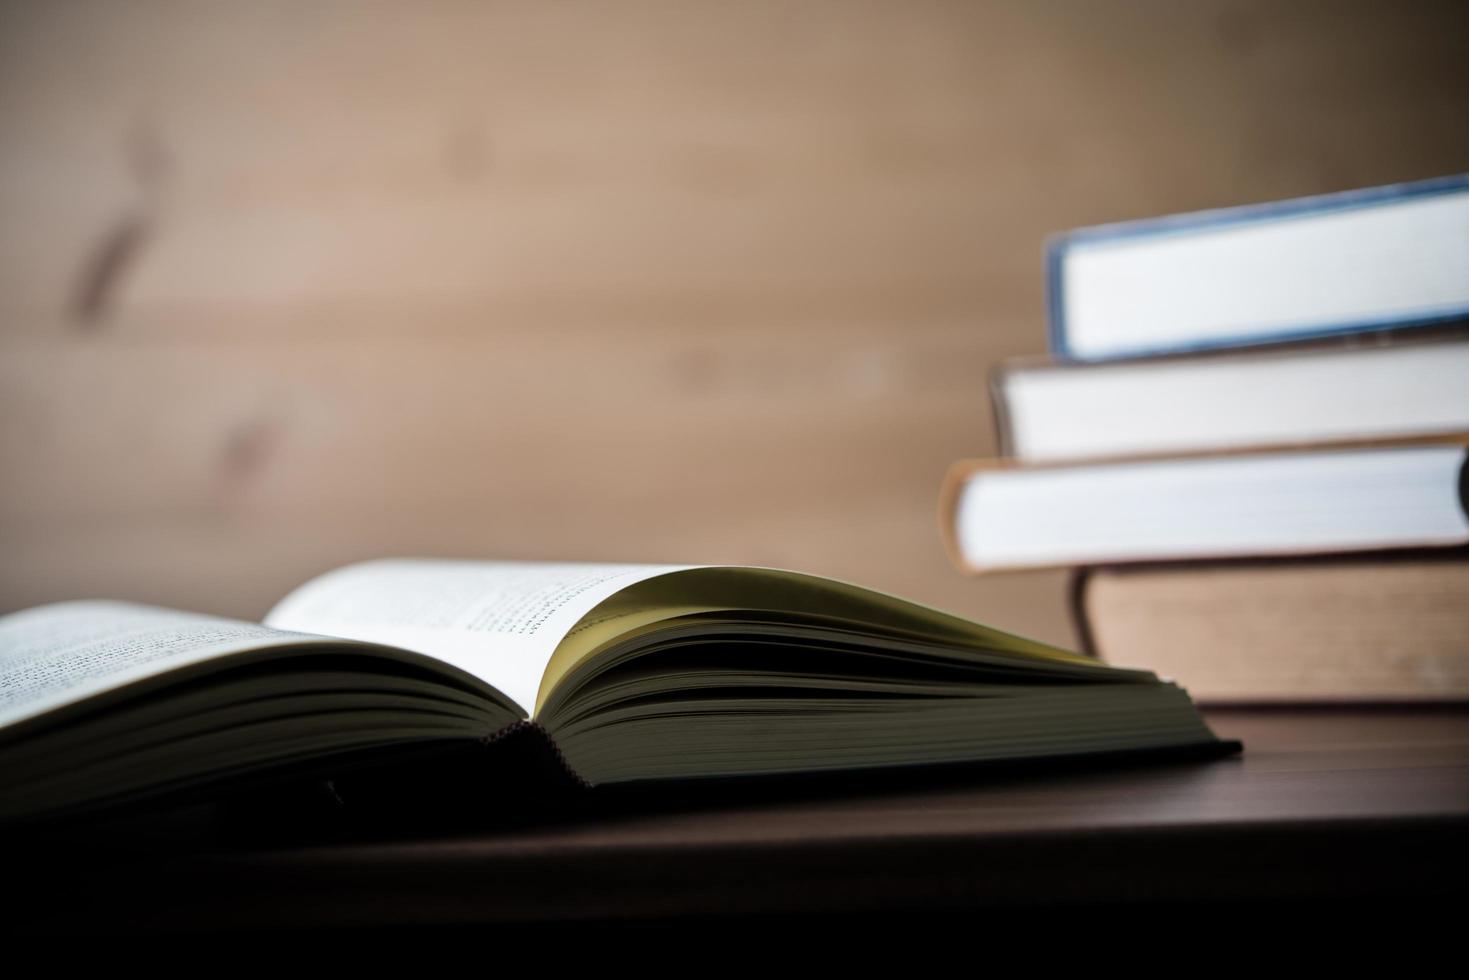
<box><xmin>535</xmin><ymin>566</ymin><xmax>1104</xmax><ymax>715</ymax></box>
<box><xmin>265</xmin><ymin>560</ymin><xmax>700</xmax><ymax>715</ymax></box>
<box><xmin>0</xmin><ymin>602</ymin><xmax>329</xmax><ymax>730</ymax></box>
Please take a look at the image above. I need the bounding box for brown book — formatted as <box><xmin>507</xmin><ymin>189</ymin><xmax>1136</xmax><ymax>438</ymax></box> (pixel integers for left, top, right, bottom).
<box><xmin>1072</xmin><ymin>554</ymin><xmax>1469</xmax><ymax>702</ymax></box>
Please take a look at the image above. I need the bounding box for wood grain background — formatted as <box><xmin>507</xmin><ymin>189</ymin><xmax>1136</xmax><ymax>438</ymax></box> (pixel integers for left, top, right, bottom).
<box><xmin>3</xmin><ymin>0</ymin><xmax>1467</xmax><ymax>645</ymax></box>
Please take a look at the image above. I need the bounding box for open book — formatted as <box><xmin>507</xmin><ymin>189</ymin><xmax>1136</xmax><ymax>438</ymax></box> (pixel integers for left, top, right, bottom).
<box><xmin>0</xmin><ymin>560</ymin><xmax>1231</xmax><ymax>821</ymax></box>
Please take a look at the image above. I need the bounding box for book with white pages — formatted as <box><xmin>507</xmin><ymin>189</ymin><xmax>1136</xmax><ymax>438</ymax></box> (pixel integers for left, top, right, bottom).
<box><xmin>941</xmin><ymin>437</ymin><xmax>1469</xmax><ymax>573</ymax></box>
<box><xmin>991</xmin><ymin>331</ymin><xmax>1469</xmax><ymax>463</ymax></box>
<box><xmin>0</xmin><ymin>560</ymin><xmax>1232</xmax><ymax>822</ymax></box>
<box><xmin>1046</xmin><ymin>174</ymin><xmax>1469</xmax><ymax>361</ymax></box>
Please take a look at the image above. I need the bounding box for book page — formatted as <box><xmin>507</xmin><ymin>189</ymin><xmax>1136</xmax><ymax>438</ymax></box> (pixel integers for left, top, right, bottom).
<box><xmin>263</xmin><ymin>560</ymin><xmax>696</xmax><ymax>715</ymax></box>
<box><xmin>0</xmin><ymin>601</ymin><xmax>317</xmax><ymax>730</ymax></box>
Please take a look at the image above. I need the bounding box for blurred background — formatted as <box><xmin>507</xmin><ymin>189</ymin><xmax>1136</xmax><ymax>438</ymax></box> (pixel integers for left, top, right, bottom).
<box><xmin>2</xmin><ymin>0</ymin><xmax>1467</xmax><ymax>646</ymax></box>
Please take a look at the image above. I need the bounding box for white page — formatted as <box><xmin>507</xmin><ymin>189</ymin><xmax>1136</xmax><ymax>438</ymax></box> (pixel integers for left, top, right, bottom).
<box><xmin>1063</xmin><ymin>190</ymin><xmax>1469</xmax><ymax>358</ymax></box>
<box><xmin>0</xmin><ymin>601</ymin><xmax>318</xmax><ymax>729</ymax></box>
<box><xmin>1003</xmin><ymin>340</ymin><xmax>1469</xmax><ymax>462</ymax></box>
<box><xmin>956</xmin><ymin>445</ymin><xmax>1469</xmax><ymax>568</ymax></box>
<box><xmin>264</xmin><ymin>560</ymin><xmax>698</xmax><ymax>716</ymax></box>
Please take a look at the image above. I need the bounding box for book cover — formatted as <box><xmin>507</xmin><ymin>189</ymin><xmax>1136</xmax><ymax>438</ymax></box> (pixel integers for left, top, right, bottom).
<box><xmin>1070</xmin><ymin>552</ymin><xmax>1469</xmax><ymax>702</ymax></box>
<box><xmin>1046</xmin><ymin>174</ymin><xmax>1469</xmax><ymax>361</ymax></box>
<box><xmin>939</xmin><ymin>435</ymin><xmax>1469</xmax><ymax>573</ymax></box>
<box><xmin>988</xmin><ymin>329</ymin><xmax>1469</xmax><ymax>462</ymax></box>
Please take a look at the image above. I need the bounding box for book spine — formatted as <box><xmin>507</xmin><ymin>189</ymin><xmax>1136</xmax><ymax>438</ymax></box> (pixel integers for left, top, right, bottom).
<box><xmin>937</xmin><ymin>456</ymin><xmax>1009</xmax><ymax>575</ymax></box>
<box><xmin>1047</xmin><ymin>173</ymin><xmax>1469</xmax><ymax>361</ymax></box>
<box><xmin>1044</xmin><ymin>232</ymin><xmax>1069</xmax><ymax>360</ymax></box>
<box><xmin>1067</xmin><ymin>567</ymin><xmax>1101</xmax><ymax>660</ymax></box>
<box><xmin>488</xmin><ymin>719</ymin><xmax>592</xmax><ymax>790</ymax></box>
<box><xmin>1459</xmin><ymin>449</ymin><xmax>1469</xmax><ymax>521</ymax></box>
<box><xmin>987</xmin><ymin>359</ymin><xmax>1018</xmax><ymax>459</ymax></box>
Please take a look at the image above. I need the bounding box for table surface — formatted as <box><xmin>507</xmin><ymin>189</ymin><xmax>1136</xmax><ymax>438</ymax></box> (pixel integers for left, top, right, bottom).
<box><xmin>10</xmin><ymin>707</ymin><xmax>1469</xmax><ymax>931</ymax></box>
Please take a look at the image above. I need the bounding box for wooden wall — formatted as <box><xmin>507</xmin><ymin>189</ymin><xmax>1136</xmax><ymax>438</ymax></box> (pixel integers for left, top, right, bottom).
<box><xmin>3</xmin><ymin>0</ymin><xmax>1467</xmax><ymax>645</ymax></box>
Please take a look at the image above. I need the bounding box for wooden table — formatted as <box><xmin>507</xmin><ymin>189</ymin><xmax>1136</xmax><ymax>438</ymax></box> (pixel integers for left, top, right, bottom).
<box><xmin>9</xmin><ymin>707</ymin><xmax>1469</xmax><ymax>934</ymax></box>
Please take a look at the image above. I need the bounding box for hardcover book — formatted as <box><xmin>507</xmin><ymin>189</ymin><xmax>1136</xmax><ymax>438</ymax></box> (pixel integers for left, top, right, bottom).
<box><xmin>1073</xmin><ymin>555</ymin><xmax>1469</xmax><ymax>702</ymax></box>
<box><xmin>1046</xmin><ymin>174</ymin><xmax>1469</xmax><ymax>361</ymax></box>
<box><xmin>940</xmin><ymin>437</ymin><xmax>1469</xmax><ymax>573</ymax></box>
<box><xmin>0</xmin><ymin>559</ymin><xmax>1231</xmax><ymax>822</ymax></box>
<box><xmin>990</xmin><ymin>331</ymin><xmax>1469</xmax><ymax>463</ymax></box>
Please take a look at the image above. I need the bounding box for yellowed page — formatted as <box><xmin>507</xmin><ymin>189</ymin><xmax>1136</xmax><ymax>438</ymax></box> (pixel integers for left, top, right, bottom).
<box><xmin>535</xmin><ymin>566</ymin><xmax>1095</xmax><ymax>714</ymax></box>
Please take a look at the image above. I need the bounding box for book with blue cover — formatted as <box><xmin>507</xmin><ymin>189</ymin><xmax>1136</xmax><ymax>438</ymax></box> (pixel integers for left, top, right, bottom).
<box><xmin>1046</xmin><ymin>174</ymin><xmax>1469</xmax><ymax>362</ymax></box>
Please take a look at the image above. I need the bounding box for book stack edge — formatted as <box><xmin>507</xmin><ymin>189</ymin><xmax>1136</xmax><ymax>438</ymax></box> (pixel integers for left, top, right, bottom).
<box><xmin>943</xmin><ymin>175</ymin><xmax>1469</xmax><ymax>702</ymax></box>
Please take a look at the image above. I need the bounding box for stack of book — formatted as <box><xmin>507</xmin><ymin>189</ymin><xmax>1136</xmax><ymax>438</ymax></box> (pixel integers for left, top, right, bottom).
<box><xmin>942</xmin><ymin>175</ymin><xmax>1469</xmax><ymax>702</ymax></box>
